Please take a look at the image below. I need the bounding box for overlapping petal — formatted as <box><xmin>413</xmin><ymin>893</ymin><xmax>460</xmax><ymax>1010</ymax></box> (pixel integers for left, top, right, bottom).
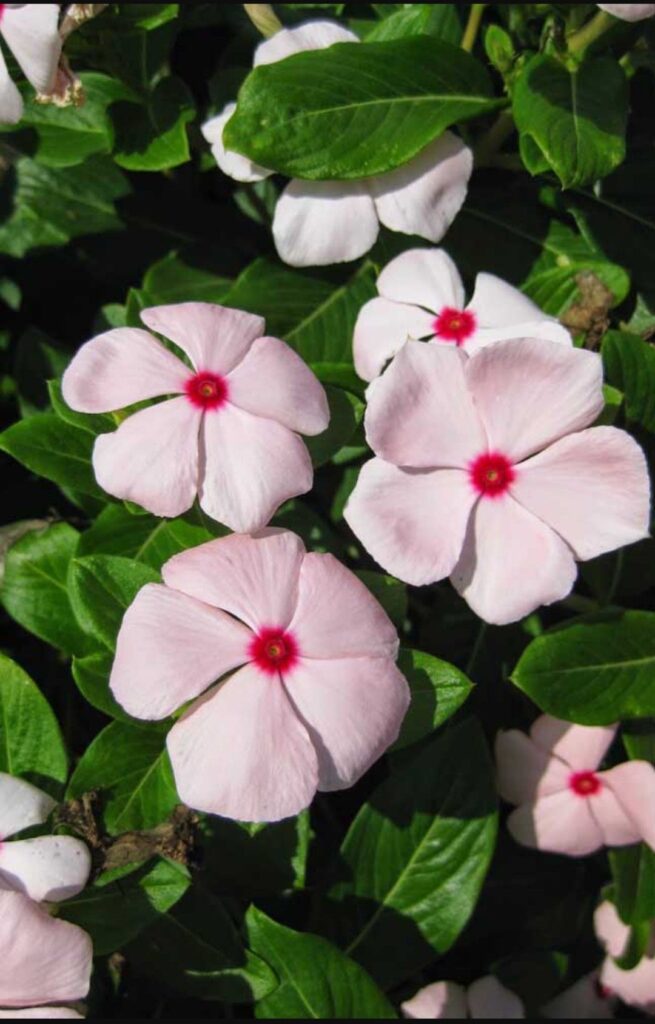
<box><xmin>529</xmin><ymin>717</ymin><xmax>617</xmax><ymax>772</ymax></box>
<box><xmin>353</xmin><ymin>297</ymin><xmax>435</xmax><ymax>382</ymax></box>
<box><xmin>140</xmin><ymin>302</ymin><xmax>265</xmax><ymax>375</ymax></box>
<box><xmin>201</xmin><ymin>103</ymin><xmax>272</xmax><ymax>183</ymax></box>
<box><xmin>253</xmin><ymin>19</ymin><xmax>359</xmax><ymax>65</ymax></box>
<box><xmin>495</xmin><ymin>730</ymin><xmax>570</xmax><ymax>806</ymax></box>
<box><xmin>376</xmin><ymin>247</ymin><xmax>464</xmax><ymax>312</ymax></box>
<box><xmin>273</xmin><ymin>179</ymin><xmax>379</xmax><ymax>267</ymax></box>
<box><xmin>0</xmin><ymin>836</ymin><xmax>91</xmax><ymax>902</ymax></box>
<box><xmin>508</xmin><ymin>789</ymin><xmax>604</xmax><ymax>856</ymax></box>
<box><xmin>0</xmin><ymin>774</ymin><xmax>55</xmax><ymax>840</ymax></box>
<box><xmin>602</xmin><ymin>761</ymin><xmax>655</xmax><ymax>850</ymax></box>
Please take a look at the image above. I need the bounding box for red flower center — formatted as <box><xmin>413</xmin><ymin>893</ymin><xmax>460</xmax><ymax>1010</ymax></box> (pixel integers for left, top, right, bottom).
<box><xmin>249</xmin><ymin>627</ymin><xmax>299</xmax><ymax>676</ymax></box>
<box><xmin>569</xmin><ymin>771</ymin><xmax>602</xmax><ymax>797</ymax></box>
<box><xmin>0</xmin><ymin>7</ymin><xmax>5</xmax><ymax>21</ymax></box>
<box><xmin>594</xmin><ymin>979</ymin><xmax>613</xmax><ymax>1000</ymax></box>
<box><xmin>433</xmin><ymin>307</ymin><xmax>476</xmax><ymax>345</ymax></box>
<box><xmin>184</xmin><ymin>371</ymin><xmax>228</xmax><ymax>410</ymax></box>
<box><xmin>469</xmin><ymin>452</ymin><xmax>515</xmax><ymax>498</ymax></box>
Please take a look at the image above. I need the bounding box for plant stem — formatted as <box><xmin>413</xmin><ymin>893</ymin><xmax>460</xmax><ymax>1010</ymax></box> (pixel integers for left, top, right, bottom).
<box><xmin>243</xmin><ymin>3</ymin><xmax>282</xmax><ymax>38</ymax></box>
<box><xmin>475</xmin><ymin>109</ymin><xmax>515</xmax><ymax>166</ymax></box>
<box><xmin>465</xmin><ymin>622</ymin><xmax>487</xmax><ymax>677</ymax></box>
<box><xmin>567</xmin><ymin>10</ymin><xmax>615</xmax><ymax>56</ymax></box>
<box><xmin>461</xmin><ymin>3</ymin><xmax>486</xmax><ymax>53</ymax></box>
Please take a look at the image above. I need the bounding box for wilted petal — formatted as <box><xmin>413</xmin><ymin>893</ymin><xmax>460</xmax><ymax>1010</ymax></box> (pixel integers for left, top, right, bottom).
<box><xmin>376</xmin><ymin>246</ymin><xmax>464</xmax><ymax>312</ymax></box>
<box><xmin>508</xmin><ymin>789</ymin><xmax>604</xmax><ymax>856</ymax></box>
<box><xmin>372</xmin><ymin>132</ymin><xmax>473</xmax><ymax>244</ymax></box>
<box><xmin>93</xmin><ymin>397</ymin><xmax>201</xmax><ymax>517</ymax></box>
<box><xmin>597</xmin><ymin>3</ymin><xmax>655</xmax><ymax>21</ymax></box>
<box><xmin>495</xmin><ymin>731</ymin><xmax>570</xmax><ymax>806</ymax></box>
<box><xmin>273</xmin><ymin>179</ymin><xmax>379</xmax><ymax>267</ymax></box>
<box><xmin>1</xmin><ymin>4</ymin><xmax>60</xmax><ymax>94</ymax></box>
<box><xmin>353</xmin><ymin>297</ymin><xmax>435</xmax><ymax>382</ymax></box>
<box><xmin>401</xmin><ymin>980</ymin><xmax>468</xmax><ymax>1019</ymax></box>
<box><xmin>202</xmin><ymin>103</ymin><xmax>272</xmax><ymax>183</ymax></box>
<box><xmin>140</xmin><ymin>302</ymin><xmax>265</xmax><ymax>376</ymax></box>
<box><xmin>167</xmin><ymin>665</ymin><xmax>318</xmax><ymax>823</ymax></box>
<box><xmin>602</xmin><ymin>761</ymin><xmax>655</xmax><ymax>851</ymax></box>
<box><xmin>0</xmin><ymin>836</ymin><xmax>91</xmax><ymax>902</ymax></box>
<box><xmin>254</xmin><ymin>19</ymin><xmax>359</xmax><ymax>65</ymax></box>
<box><xmin>467</xmin><ymin>976</ymin><xmax>524</xmax><ymax>1018</ymax></box>
<box><xmin>529</xmin><ymin>717</ymin><xmax>617</xmax><ymax>773</ymax></box>
<box><xmin>0</xmin><ymin>774</ymin><xmax>55</xmax><ymax>840</ymax></box>
<box><xmin>0</xmin><ymin>46</ymin><xmax>23</xmax><ymax>124</ymax></box>
<box><xmin>111</xmin><ymin>583</ymin><xmax>251</xmax><ymax>720</ymax></box>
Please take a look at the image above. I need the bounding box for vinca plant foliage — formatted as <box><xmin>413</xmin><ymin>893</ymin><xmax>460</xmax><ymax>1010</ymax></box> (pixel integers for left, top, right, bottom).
<box><xmin>1</xmin><ymin>2</ymin><xmax>655</xmax><ymax>1019</ymax></box>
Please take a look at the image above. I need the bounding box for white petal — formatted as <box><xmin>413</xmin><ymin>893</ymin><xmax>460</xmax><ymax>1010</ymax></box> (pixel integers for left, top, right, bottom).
<box><xmin>1</xmin><ymin>4</ymin><xmax>60</xmax><ymax>94</ymax></box>
<box><xmin>201</xmin><ymin>103</ymin><xmax>272</xmax><ymax>183</ymax></box>
<box><xmin>0</xmin><ymin>774</ymin><xmax>54</xmax><ymax>840</ymax></box>
<box><xmin>376</xmin><ymin>246</ymin><xmax>464</xmax><ymax>312</ymax></box>
<box><xmin>0</xmin><ymin>836</ymin><xmax>91</xmax><ymax>902</ymax></box>
<box><xmin>353</xmin><ymin>297</ymin><xmax>435</xmax><ymax>383</ymax></box>
<box><xmin>0</xmin><ymin>45</ymin><xmax>22</xmax><ymax>124</ymax></box>
<box><xmin>273</xmin><ymin>179</ymin><xmax>379</xmax><ymax>267</ymax></box>
<box><xmin>254</xmin><ymin>20</ymin><xmax>359</xmax><ymax>66</ymax></box>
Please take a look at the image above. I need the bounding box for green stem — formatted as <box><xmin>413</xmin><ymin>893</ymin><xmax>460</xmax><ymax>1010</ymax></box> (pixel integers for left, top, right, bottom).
<box><xmin>567</xmin><ymin>10</ymin><xmax>615</xmax><ymax>56</ymax></box>
<box><xmin>461</xmin><ymin>3</ymin><xmax>486</xmax><ymax>53</ymax></box>
<box><xmin>475</xmin><ymin>109</ymin><xmax>515</xmax><ymax>166</ymax></box>
<box><xmin>243</xmin><ymin>4</ymin><xmax>282</xmax><ymax>38</ymax></box>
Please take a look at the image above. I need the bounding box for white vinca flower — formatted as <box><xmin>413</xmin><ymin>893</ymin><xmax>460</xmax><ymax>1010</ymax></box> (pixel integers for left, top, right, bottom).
<box><xmin>0</xmin><ymin>4</ymin><xmax>61</xmax><ymax>124</ymax></box>
<box><xmin>202</xmin><ymin>20</ymin><xmax>473</xmax><ymax>268</ymax></box>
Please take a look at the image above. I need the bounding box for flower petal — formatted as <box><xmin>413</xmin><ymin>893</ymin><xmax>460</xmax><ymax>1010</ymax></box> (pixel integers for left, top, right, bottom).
<box><xmin>372</xmin><ymin>132</ymin><xmax>472</xmax><ymax>244</ymax></box>
<box><xmin>590</xmin><ymin>784</ymin><xmax>643</xmax><ymax>847</ymax></box>
<box><xmin>0</xmin><ymin>890</ymin><xmax>92</xmax><ymax>1008</ymax></box>
<box><xmin>93</xmin><ymin>397</ymin><xmax>201</xmax><ymax>517</ymax></box>
<box><xmin>226</xmin><ymin>335</ymin><xmax>329</xmax><ymax>435</ymax></box>
<box><xmin>344</xmin><ymin>458</ymin><xmax>476</xmax><ymax>586</ymax></box>
<box><xmin>597</xmin><ymin>4</ymin><xmax>655</xmax><ymax>21</ymax></box>
<box><xmin>0</xmin><ymin>45</ymin><xmax>23</xmax><ymax>124</ymax></box>
<box><xmin>465</xmin><ymin>338</ymin><xmax>604</xmax><ymax>462</ymax></box>
<box><xmin>401</xmin><ymin>981</ymin><xmax>468</xmax><ymax>1019</ymax></box>
<box><xmin>529</xmin><ymin>717</ymin><xmax>617</xmax><ymax>773</ymax></box>
<box><xmin>61</xmin><ymin>328</ymin><xmax>188</xmax><ymax>413</ymax></box>
<box><xmin>353</xmin><ymin>297</ymin><xmax>435</xmax><ymax>383</ymax></box>
<box><xmin>467</xmin><ymin>272</ymin><xmax>559</xmax><ymax>328</ymax></box>
<box><xmin>494</xmin><ymin>730</ymin><xmax>570</xmax><ymax>806</ymax></box>
<box><xmin>273</xmin><ymin>179</ymin><xmax>379</xmax><ymax>267</ymax></box>
<box><xmin>467</xmin><ymin>976</ymin><xmax>524</xmax><ymax>1018</ymax></box>
<box><xmin>600</xmin><ymin>954</ymin><xmax>655</xmax><ymax>1014</ymax></box>
<box><xmin>0</xmin><ymin>1010</ymin><xmax>84</xmax><ymax>1019</ymax></box>
<box><xmin>110</xmin><ymin>582</ymin><xmax>251</xmax><ymax>720</ymax></box>
<box><xmin>1</xmin><ymin>4</ymin><xmax>60</xmax><ymax>94</ymax></box>
<box><xmin>541</xmin><ymin>972</ymin><xmax>615</xmax><ymax>1019</ymax></box>
<box><xmin>0</xmin><ymin>836</ymin><xmax>91</xmax><ymax>902</ymax></box>
<box><xmin>466</xmin><ymin>319</ymin><xmax>572</xmax><ymax>355</ymax></box>
<box><xmin>508</xmin><ymin>790</ymin><xmax>604</xmax><ymax>856</ymax></box>
<box><xmin>198</xmin><ymin>403</ymin><xmax>313</xmax><ymax>532</ymax></box>
<box><xmin>451</xmin><ymin>496</ymin><xmax>577</xmax><ymax>625</ymax></box>
<box><xmin>140</xmin><ymin>302</ymin><xmax>265</xmax><ymax>375</ymax></box>
<box><xmin>162</xmin><ymin>530</ymin><xmax>305</xmax><ymax>633</ymax></box>
<box><xmin>364</xmin><ymin>341</ymin><xmax>486</xmax><ymax>468</ymax></box>
<box><xmin>0</xmin><ymin>774</ymin><xmax>55</xmax><ymax>840</ymax></box>
<box><xmin>594</xmin><ymin>900</ymin><xmax>629</xmax><ymax>959</ymax></box>
<box><xmin>288</xmin><ymin>551</ymin><xmax>399</xmax><ymax>659</ymax></box>
<box><xmin>253</xmin><ymin>20</ymin><xmax>359</xmax><ymax>65</ymax></box>
<box><xmin>201</xmin><ymin>103</ymin><xmax>272</xmax><ymax>183</ymax></box>
<box><xmin>167</xmin><ymin>665</ymin><xmax>318</xmax><ymax>822</ymax></box>
<box><xmin>513</xmin><ymin>426</ymin><xmax>651</xmax><ymax>561</ymax></box>
<box><xmin>602</xmin><ymin>761</ymin><xmax>655</xmax><ymax>851</ymax></box>
<box><xmin>376</xmin><ymin>246</ymin><xmax>464</xmax><ymax>312</ymax></box>
<box><xmin>283</xmin><ymin>656</ymin><xmax>409</xmax><ymax>790</ymax></box>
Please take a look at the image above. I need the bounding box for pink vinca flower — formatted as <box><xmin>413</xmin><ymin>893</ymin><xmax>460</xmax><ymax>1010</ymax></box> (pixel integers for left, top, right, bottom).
<box><xmin>202</xmin><ymin>21</ymin><xmax>472</xmax><ymax>267</ymax></box>
<box><xmin>495</xmin><ymin>715</ymin><xmax>655</xmax><ymax>856</ymax></box>
<box><xmin>344</xmin><ymin>338</ymin><xmax>650</xmax><ymax>624</ymax></box>
<box><xmin>0</xmin><ymin>890</ymin><xmax>92</xmax><ymax>1016</ymax></box>
<box><xmin>595</xmin><ymin>900</ymin><xmax>655</xmax><ymax>1014</ymax></box>
<box><xmin>541</xmin><ymin>971</ymin><xmax>616</xmax><ymax>1019</ymax></box>
<box><xmin>0</xmin><ymin>773</ymin><xmax>90</xmax><ymax>902</ymax></box>
<box><xmin>597</xmin><ymin>4</ymin><xmax>655</xmax><ymax>20</ymax></box>
<box><xmin>401</xmin><ymin>976</ymin><xmax>524</xmax><ymax>1019</ymax></box>
<box><xmin>110</xmin><ymin>529</ymin><xmax>410</xmax><ymax>823</ymax></box>
<box><xmin>0</xmin><ymin>5</ymin><xmax>61</xmax><ymax>124</ymax></box>
<box><xmin>353</xmin><ymin>247</ymin><xmax>571</xmax><ymax>381</ymax></box>
<box><xmin>62</xmin><ymin>302</ymin><xmax>329</xmax><ymax>532</ymax></box>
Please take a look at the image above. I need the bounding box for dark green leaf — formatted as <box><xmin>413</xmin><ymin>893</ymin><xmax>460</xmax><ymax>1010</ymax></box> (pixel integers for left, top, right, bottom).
<box><xmin>0</xmin><ymin>653</ymin><xmax>68</xmax><ymax>789</ymax></box>
<box><xmin>72</xmin><ymin>650</ymin><xmax>140</xmax><ymax>724</ymax></box>
<box><xmin>366</xmin><ymin>4</ymin><xmax>461</xmax><ymax>44</ymax></box>
<box><xmin>112</xmin><ymin>77</ymin><xmax>195</xmax><ymax>171</ymax></box>
<box><xmin>602</xmin><ymin>330</ymin><xmax>655</xmax><ymax>433</ymax></box>
<box><xmin>142</xmin><ymin>251</ymin><xmax>232</xmax><ymax>304</ymax></box>
<box><xmin>0</xmin><ymin>412</ymin><xmax>104</xmax><ymax>499</ymax></box>
<box><xmin>48</xmin><ymin>379</ymin><xmax>115</xmax><ymax>437</ymax></box>
<box><xmin>305</xmin><ymin>387</ymin><xmax>363</xmax><ymax>467</ymax></box>
<box><xmin>68</xmin><ymin>554</ymin><xmax>160</xmax><ymax>651</ymax></box>
<box><xmin>78</xmin><ymin>504</ymin><xmax>215</xmax><ymax>569</ymax></box>
<box><xmin>393</xmin><ymin>648</ymin><xmax>474</xmax><ymax>750</ymax></box>
<box><xmin>201</xmin><ymin>812</ymin><xmax>311</xmax><ymax>898</ymax></box>
<box><xmin>223</xmin><ymin>258</ymin><xmax>335</xmax><ymax>338</ymax></box>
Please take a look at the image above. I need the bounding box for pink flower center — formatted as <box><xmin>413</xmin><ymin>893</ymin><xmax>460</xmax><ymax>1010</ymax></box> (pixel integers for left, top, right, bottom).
<box><xmin>594</xmin><ymin>979</ymin><xmax>613</xmax><ymax>1000</ymax></box>
<box><xmin>184</xmin><ymin>371</ymin><xmax>228</xmax><ymax>410</ymax></box>
<box><xmin>249</xmin><ymin>627</ymin><xmax>299</xmax><ymax>676</ymax></box>
<box><xmin>0</xmin><ymin>7</ymin><xmax>5</xmax><ymax>22</ymax></box>
<box><xmin>469</xmin><ymin>452</ymin><xmax>515</xmax><ymax>498</ymax></box>
<box><xmin>569</xmin><ymin>771</ymin><xmax>602</xmax><ymax>797</ymax></box>
<box><xmin>433</xmin><ymin>307</ymin><xmax>476</xmax><ymax>345</ymax></box>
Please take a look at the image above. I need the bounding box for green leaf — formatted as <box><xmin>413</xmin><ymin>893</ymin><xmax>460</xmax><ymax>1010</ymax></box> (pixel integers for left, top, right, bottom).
<box><xmin>609</xmin><ymin>844</ymin><xmax>655</xmax><ymax>925</ymax></box>
<box><xmin>60</xmin><ymin>858</ymin><xmax>189</xmax><ymax>955</ymax></box>
<box><xmin>247</xmin><ymin>907</ymin><xmax>396</xmax><ymax>1019</ymax></box>
<box><xmin>305</xmin><ymin>387</ymin><xmax>363</xmax><ymax>467</ymax></box>
<box><xmin>201</xmin><ymin>812</ymin><xmax>311</xmax><ymax>898</ymax></box>
<box><xmin>602</xmin><ymin>330</ymin><xmax>655</xmax><ymax>433</ymax></box>
<box><xmin>142</xmin><ymin>251</ymin><xmax>232</xmax><ymax>304</ymax></box>
<box><xmin>67</xmin><ymin>721</ymin><xmax>177</xmax><ymax>834</ymax></box>
<box><xmin>2</xmin><ymin>523</ymin><xmax>92</xmax><ymax>656</ymax></box>
<box><xmin>0</xmin><ymin>412</ymin><xmax>104</xmax><ymax>499</ymax></box>
<box><xmin>512</xmin><ymin>54</ymin><xmax>628</xmax><ymax>189</ymax></box>
<box><xmin>72</xmin><ymin>650</ymin><xmax>139</xmax><ymax>724</ymax></box>
<box><xmin>126</xmin><ymin>886</ymin><xmax>277</xmax><ymax>1003</ymax></box>
<box><xmin>223</xmin><ymin>258</ymin><xmax>335</xmax><ymax>338</ymax></box>
<box><xmin>48</xmin><ymin>379</ymin><xmax>115</xmax><ymax>437</ymax></box>
<box><xmin>78</xmin><ymin>504</ymin><xmax>215</xmax><ymax>568</ymax></box>
<box><xmin>68</xmin><ymin>554</ymin><xmax>160</xmax><ymax>651</ymax></box>
<box><xmin>512</xmin><ymin>612</ymin><xmax>655</xmax><ymax>724</ymax></box>
<box><xmin>325</xmin><ymin>718</ymin><xmax>497</xmax><ymax>989</ymax></box>
<box><xmin>112</xmin><ymin>77</ymin><xmax>195</xmax><ymax>171</ymax></box>
<box><xmin>393</xmin><ymin>649</ymin><xmax>474</xmax><ymax>750</ymax></box>
<box><xmin>13</xmin><ymin>328</ymin><xmax>69</xmax><ymax>417</ymax></box>
<box><xmin>366</xmin><ymin>4</ymin><xmax>461</xmax><ymax>44</ymax></box>
<box><xmin>356</xmin><ymin>571</ymin><xmax>407</xmax><ymax>630</ymax></box>
<box><xmin>225</xmin><ymin>37</ymin><xmax>497</xmax><ymax>180</ymax></box>
<box><xmin>0</xmin><ymin>653</ymin><xmax>68</xmax><ymax>789</ymax></box>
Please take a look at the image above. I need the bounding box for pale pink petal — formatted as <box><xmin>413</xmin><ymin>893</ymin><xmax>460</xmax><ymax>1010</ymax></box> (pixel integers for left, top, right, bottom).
<box><xmin>226</xmin><ymin>336</ymin><xmax>329</xmax><ymax>435</ymax></box>
<box><xmin>508</xmin><ymin>790</ymin><xmax>604</xmax><ymax>855</ymax></box>
<box><xmin>110</xmin><ymin>583</ymin><xmax>251</xmax><ymax>720</ymax></box>
<box><xmin>140</xmin><ymin>302</ymin><xmax>265</xmax><ymax>376</ymax></box>
<box><xmin>529</xmin><ymin>717</ymin><xmax>617</xmax><ymax>772</ymax></box>
<box><xmin>601</xmin><ymin>954</ymin><xmax>655</xmax><ymax>1013</ymax></box>
<box><xmin>594</xmin><ymin>900</ymin><xmax>630</xmax><ymax>959</ymax></box>
<box><xmin>253</xmin><ymin>20</ymin><xmax>359</xmax><ymax>65</ymax></box>
<box><xmin>284</xmin><ymin>656</ymin><xmax>409</xmax><ymax>791</ymax></box>
<box><xmin>0</xmin><ymin>774</ymin><xmax>55</xmax><ymax>840</ymax></box>
<box><xmin>93</xmin><ymin>397</ymin><xmax>201</xmax><ymax>517</ymax></box>
<box><xmin>591</xmin><ymin>785</ymin><xmax>643</xmax><ymax>847</ymax></box>
<box><xmin>0</xmin><ymin>890</ymin><xmax>92</xmax><ymax>1007</ymax></box>
<box><xmin>198</xmin><ymin>403</ymin><xmax>313</xmax><ymax>532</ymax></box>
<box><xmin>467</xmin><ymin>272</ymin><xmax>557</xmax><ymax>329</ymax></box>
<box><xmin>288</xmin><ymin>551</ymin><xmax>399</xmax><ymax>659</ymax></box>
<box><xmin>167</xmin><ymin>665</ymin><xmax>318</xmax><ymax>823</ymax></box>
<box><xmin>353</xmin><ymin>297</ymin><xmax>435</xmax><ymax>382</ymax></box>
<box><xmin>401</xmin><ymin>981</ymin><xmax>468</xmax><ymax>1019</ymax></box>
<box><xmin>541</xmin><ymin>972</ymin><xmax>615</xmax><ymax>1019</ymax></box>
<box><xmin>61</xmin><ymin>328</ymin><xmax>188</xmax><ymax>413</ymax></box>
<box><xmin>494</xmin><ymin>731</ymin><xmax>570</xmax><ymax>806</ymax></box>
<box><xmin>602</xmin><ymin>761</ymin><xmax>655</xmax><ymax>851</ymax></box>
<box><xmin>1</xmin><ymin>4</ymin><xmax>60</xmax><ymax>94</ymax></box>
<box><xmin>344</xmin><ymin>458</ymin><xmax>476</xmax><ymax>586</ymax></box>
<box><xmin>376</xmin><ymin>247</ymin><xmax>464</xmax><ymax>312</ymax></box>
<box><xmin>273</xmin><ymin>179</ymin><xmax>379</xmax><ymax>267</ymax></box>
<box><xmin>364</xmin><ymin>341</ymin><xmax>485</xmax><ymax>468</ymax></box>
<box><xmin>597</xmin><ymin>3</ymin><xmax>655</xmax><ymax>21</ymax></box>
<box><xmin>201</xmin><ymin>103</ymin><xmax>272</xmax><ymax>183</ymax></box>
<box><xmin>0</xmin><ymin>1010</ymin><xmax>84</xmax><ymax>1019</ymax></box>
<box><xmin>162</xmin><ymin>530</ymin><xmax>305</xmax><ymax>633</ymax></box>
<box><xmin>451</xmin><ymin>495</ymin><xmax>577</xmax><ymax>625</ymax></box>
<box><xmin>513</xmin><ymin>427</ymin><xmax>651</xmax><ymax>561</ymax></box>
<box><xmin>465</xmin><ymin>338</ymin><xmax>604</xmax><ymax>462</ymax></box>
<box><xmin>0</xmin><ymin>45</ymin><xmax>22</xmax><ymax>124</ymax></box>
<box><xmin>0</xmin><ymin>836</ymin><xmax>91</xmax><ymax>902</ymax></box>
<box><xmin>467</xmin><ymin>976</ymin><xmax>524</xmax><ymax>1018</ymax></box>
<box><xmin>372</xmin><ymin>132</ymin><xmax>473</xmax><ymax>244</ymax></box>
<box><xmin>465</xmin><ymin>319</ymin><xmax>572</xmax><ymax>355</ymax></box>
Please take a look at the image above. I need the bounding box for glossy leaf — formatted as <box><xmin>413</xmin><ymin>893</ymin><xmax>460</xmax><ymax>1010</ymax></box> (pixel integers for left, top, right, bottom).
<box><xmin>603</xmin><ymin>330</ymin><xmax>655</xmax><ymax>433</ymax></box>
<box><xmin>0</xmin><ymin>653</ymin><xmax>67</xmax><ymax>789</ymax></box>
<box><xmin>68</xmin><ymin>554</ymin><xmax>160</xmax><ymax>651</ymax></box>
<box><xmin>393</xmin><ymin>648</ymin><xmax>474</xmax><ymax>750</ymax></box>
